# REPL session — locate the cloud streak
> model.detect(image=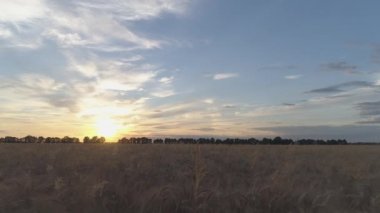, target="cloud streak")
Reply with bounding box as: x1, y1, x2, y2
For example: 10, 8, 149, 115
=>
357, 101, 380, 116
0, 0, 46, 22
322, 61, 360, 74
284, 75, 302, 80
0, 0, 190, 50
212, 73, 239, 80
356, 101, 380, 124
306, 81, 374, 94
